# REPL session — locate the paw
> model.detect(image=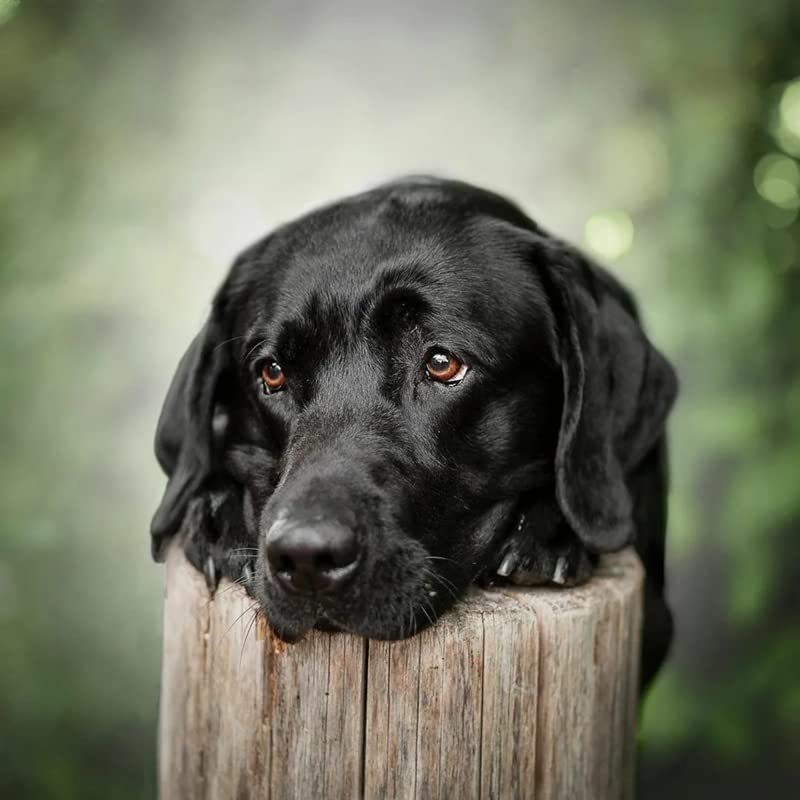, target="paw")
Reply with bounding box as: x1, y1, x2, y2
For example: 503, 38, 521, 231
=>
181, 494, 258, 595
492, 512, 595, 587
